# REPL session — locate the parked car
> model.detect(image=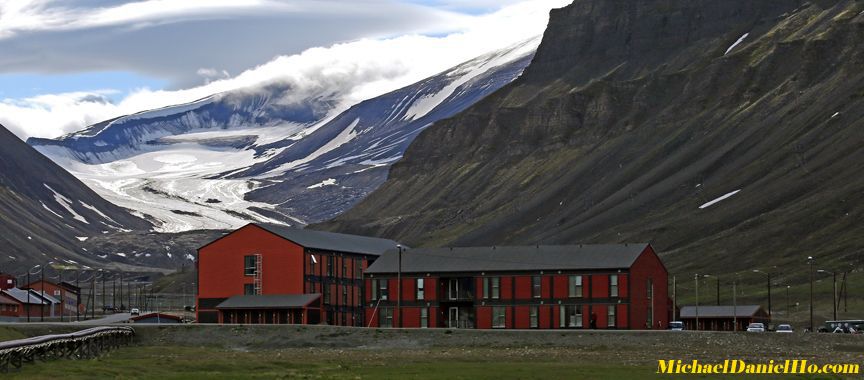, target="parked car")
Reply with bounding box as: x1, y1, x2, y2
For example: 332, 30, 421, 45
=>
668, 321, 685, 331
776, 324, 793, 333
130, 308, 140, 316
102, 305, 115, 313
746, 323, 766, 332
